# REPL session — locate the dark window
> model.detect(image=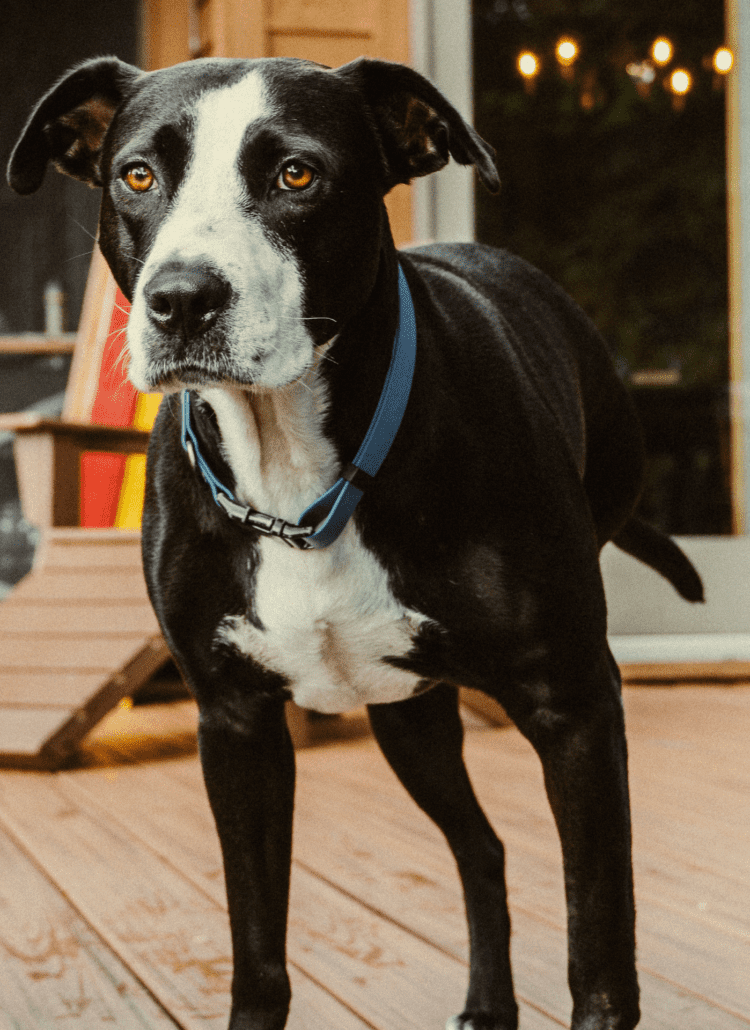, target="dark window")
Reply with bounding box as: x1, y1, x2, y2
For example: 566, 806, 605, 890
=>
473, 0, 731, 534
1, 0, 138, 335
0, 1, 138, 591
